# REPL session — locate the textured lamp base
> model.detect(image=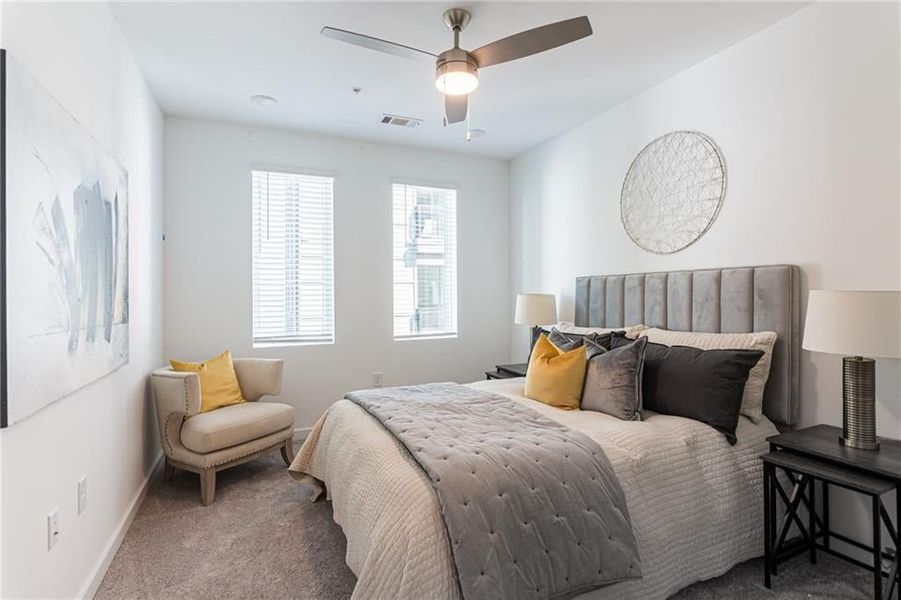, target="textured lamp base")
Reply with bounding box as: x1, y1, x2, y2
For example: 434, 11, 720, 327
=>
840, 356, 879, 451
